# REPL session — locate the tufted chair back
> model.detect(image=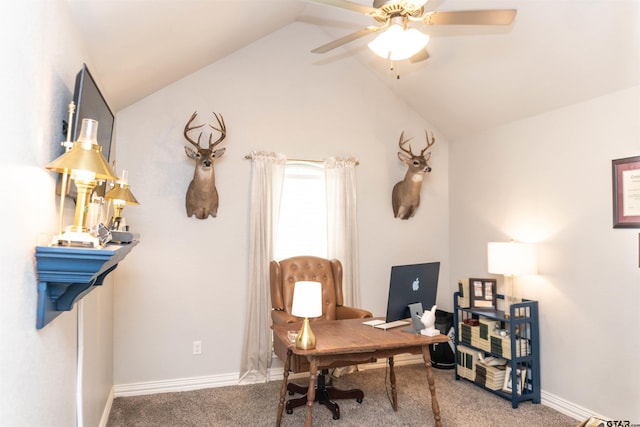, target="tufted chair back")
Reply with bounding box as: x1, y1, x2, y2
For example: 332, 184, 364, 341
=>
270, 255, 372, 373
270, 256, 343, 321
